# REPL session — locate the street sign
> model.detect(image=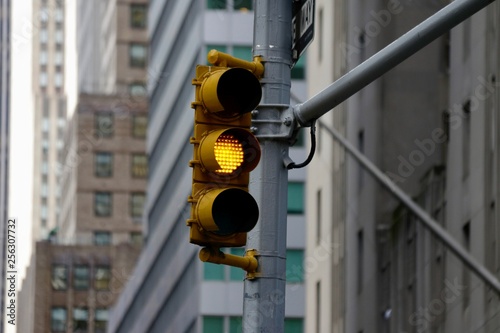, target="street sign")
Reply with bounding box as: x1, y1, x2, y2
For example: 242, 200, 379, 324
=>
292, 0, 315, 66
